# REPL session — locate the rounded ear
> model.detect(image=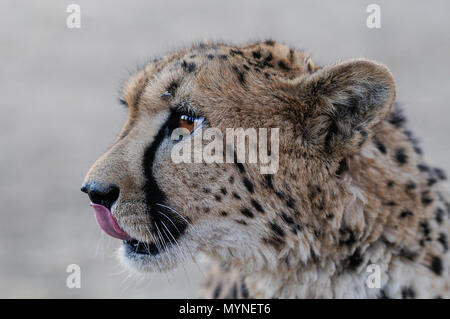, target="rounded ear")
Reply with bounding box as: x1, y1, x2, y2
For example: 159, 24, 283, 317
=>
296, 59, 396, 156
